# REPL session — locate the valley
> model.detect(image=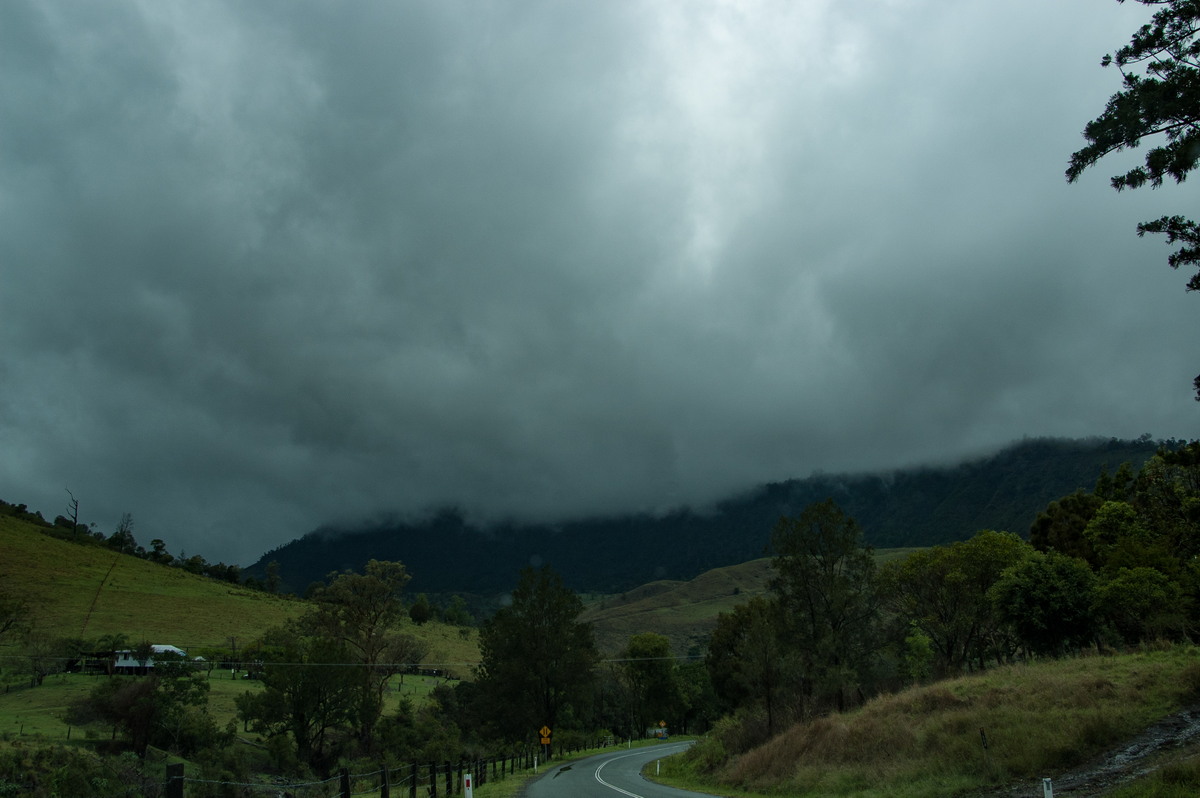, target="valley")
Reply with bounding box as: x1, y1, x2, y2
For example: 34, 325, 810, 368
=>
2, 435, 1199, 796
